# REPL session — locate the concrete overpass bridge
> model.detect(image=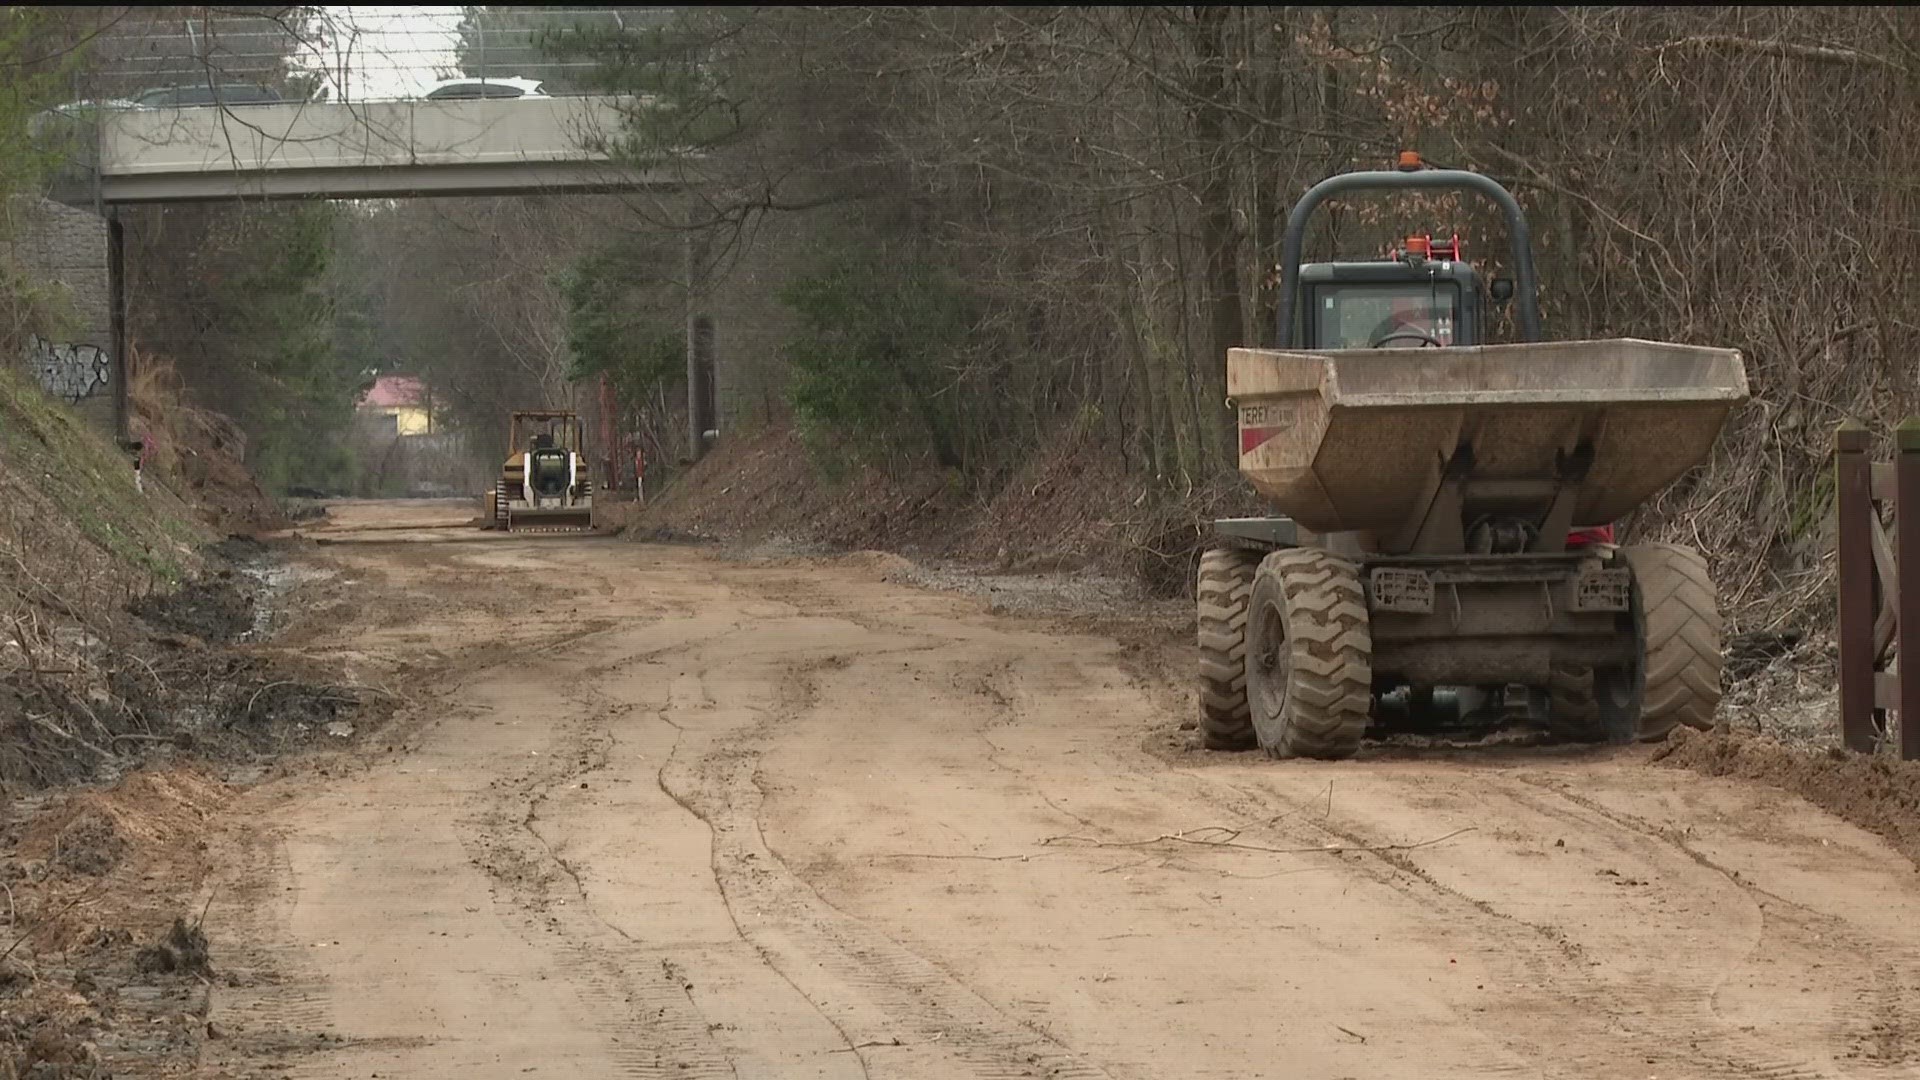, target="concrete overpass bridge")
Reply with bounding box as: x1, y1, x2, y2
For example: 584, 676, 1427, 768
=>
73, 95, 666, 203
31, 94, 695, 447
